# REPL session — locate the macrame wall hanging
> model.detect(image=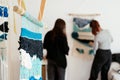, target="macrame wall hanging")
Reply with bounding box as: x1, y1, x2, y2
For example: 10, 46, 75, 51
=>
0, 0, 9, 80
69, 13, 100, 60
71, 17, 94, 55
13, 0, 46, 80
